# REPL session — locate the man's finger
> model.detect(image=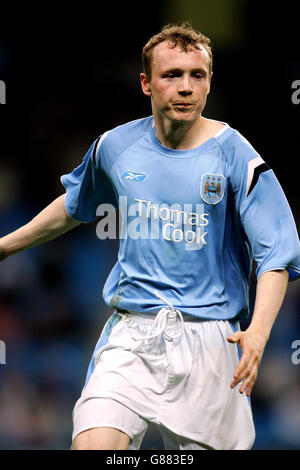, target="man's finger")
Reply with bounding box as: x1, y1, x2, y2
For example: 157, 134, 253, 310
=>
230, 353, 250, 387
240, 369, 257, 396
231, 351, 258, 390
227, 331, 243, 343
